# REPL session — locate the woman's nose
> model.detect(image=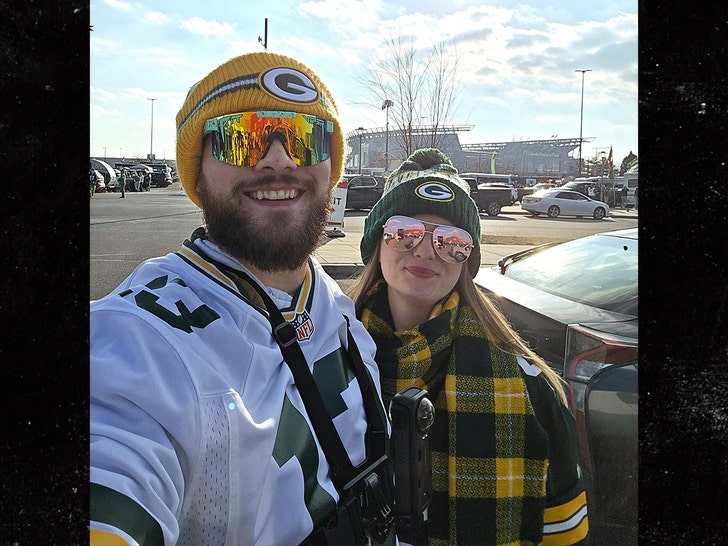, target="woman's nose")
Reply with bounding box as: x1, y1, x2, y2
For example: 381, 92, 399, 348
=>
412, 233, 436, 260
254, 136, 297, 171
